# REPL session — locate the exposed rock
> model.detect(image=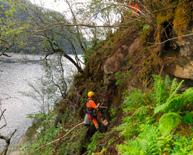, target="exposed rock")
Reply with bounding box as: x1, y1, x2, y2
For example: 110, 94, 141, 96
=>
103, 46, 128, 75
170, 60, 193, 80
128, 38, 141, 54
103, 45, 128, 85
177, 37, 193, 57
